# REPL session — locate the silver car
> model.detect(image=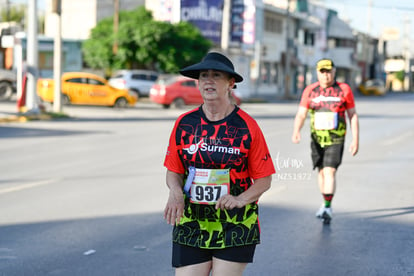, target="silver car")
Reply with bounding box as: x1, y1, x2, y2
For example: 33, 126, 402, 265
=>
108, 70, 158, 98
